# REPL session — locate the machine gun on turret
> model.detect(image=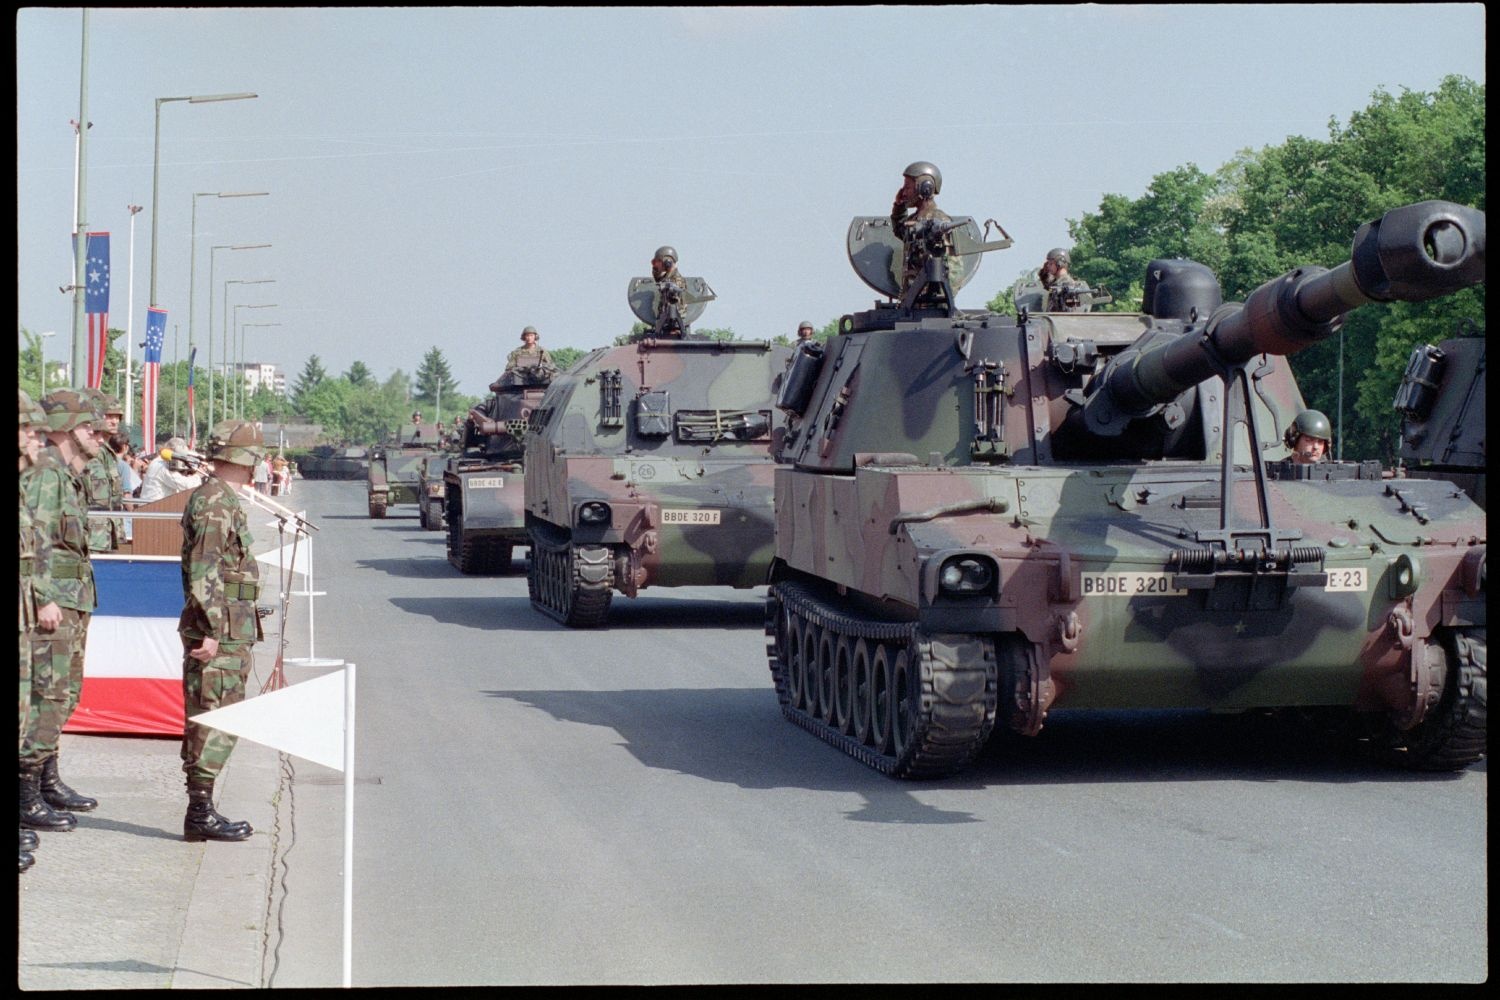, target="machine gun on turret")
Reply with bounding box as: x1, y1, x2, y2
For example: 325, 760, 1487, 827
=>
627, 274, 717, 339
